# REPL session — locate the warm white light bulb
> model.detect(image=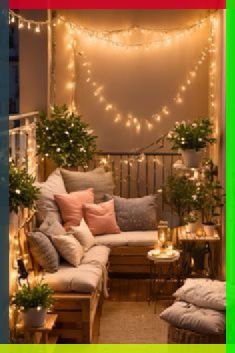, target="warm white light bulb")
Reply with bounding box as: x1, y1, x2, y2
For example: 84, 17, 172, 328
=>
35, 25, 40, 33
11, 16, 15, 23
27, 22, 31, 29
